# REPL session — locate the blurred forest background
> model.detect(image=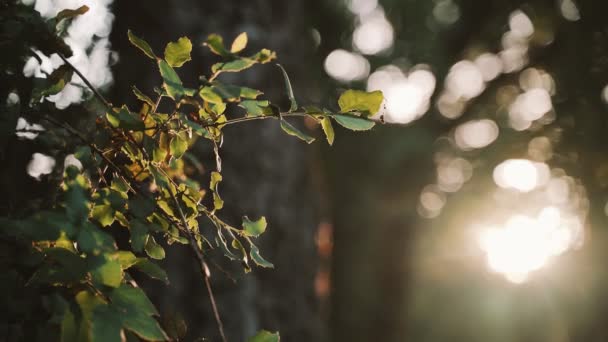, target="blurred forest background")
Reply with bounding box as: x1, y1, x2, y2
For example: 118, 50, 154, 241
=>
9, 0, 608, 341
